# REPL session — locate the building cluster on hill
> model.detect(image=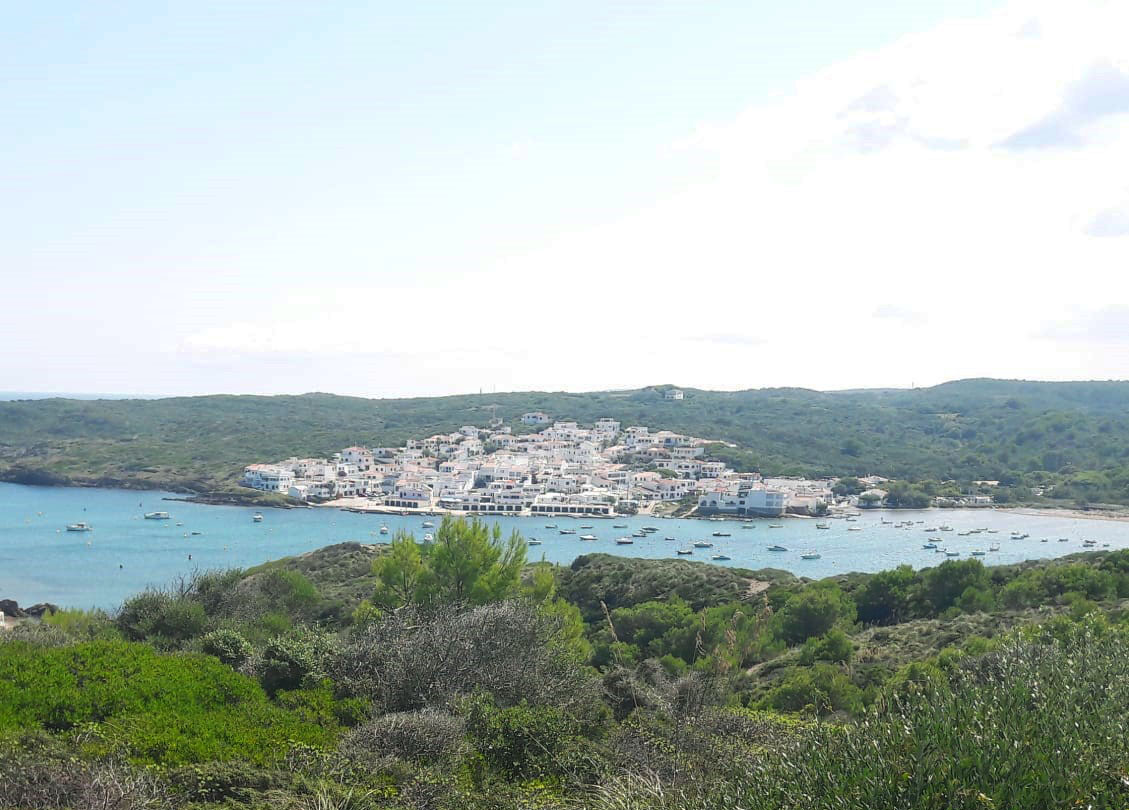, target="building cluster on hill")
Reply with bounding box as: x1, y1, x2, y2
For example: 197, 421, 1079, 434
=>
241, 414, 792, 517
